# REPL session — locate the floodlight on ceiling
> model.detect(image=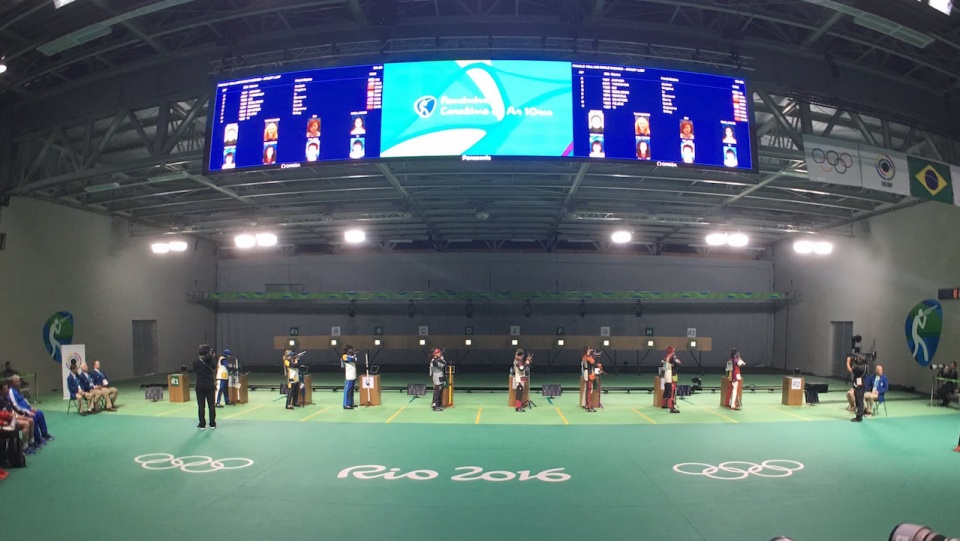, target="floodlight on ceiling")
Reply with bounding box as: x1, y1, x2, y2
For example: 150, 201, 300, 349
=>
705, 233, 728, 246
611, 230, 632, 244
235, 234, 256, 249
812, 241, 834, 255
0, 58, 7, 75
83, 181, 120, 193
793, 240, 815, 254
344, 229, 366, 244
726, 232, 749, 247
168, 240, 188, 252
53, 0, 77, 7
147, 171, 190, 183
255, 233, 278, 247
151, 243, 170, 254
